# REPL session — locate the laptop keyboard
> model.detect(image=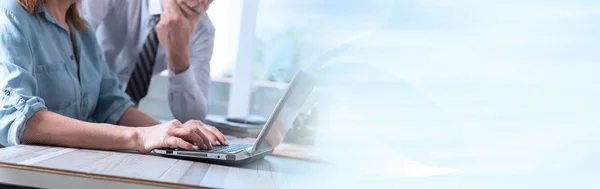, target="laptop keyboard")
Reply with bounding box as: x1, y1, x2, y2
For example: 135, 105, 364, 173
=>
203, 144, 252, 153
